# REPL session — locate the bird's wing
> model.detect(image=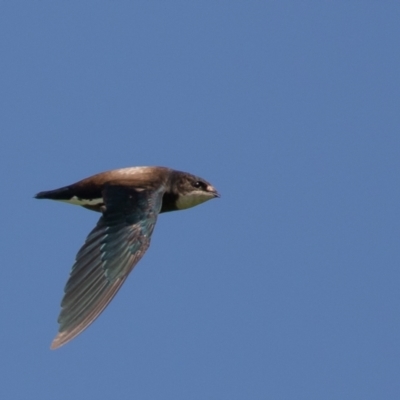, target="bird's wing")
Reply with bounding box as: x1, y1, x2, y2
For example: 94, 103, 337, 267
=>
51, 184, 165, 349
